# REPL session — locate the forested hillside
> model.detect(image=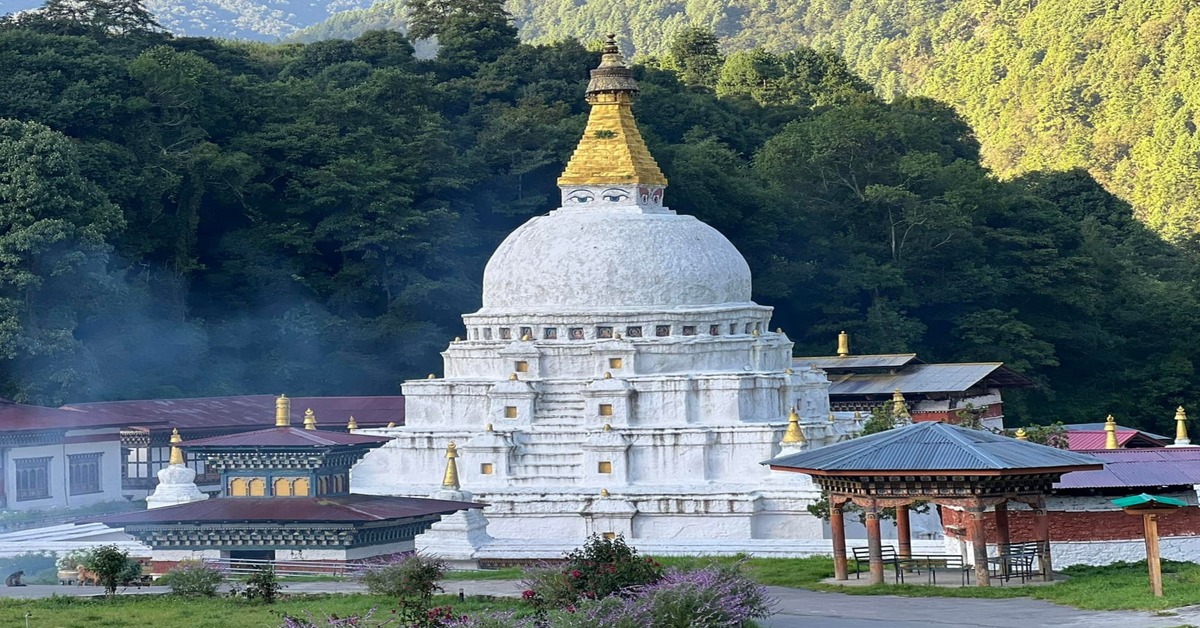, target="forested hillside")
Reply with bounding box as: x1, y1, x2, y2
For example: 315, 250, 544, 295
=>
301, 0, 1200, 244
1, 1, 1199, 435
